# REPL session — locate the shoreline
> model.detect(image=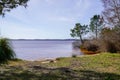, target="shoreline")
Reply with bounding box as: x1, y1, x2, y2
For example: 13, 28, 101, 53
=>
1, 53, 120, 80
15, 53, 101, 63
